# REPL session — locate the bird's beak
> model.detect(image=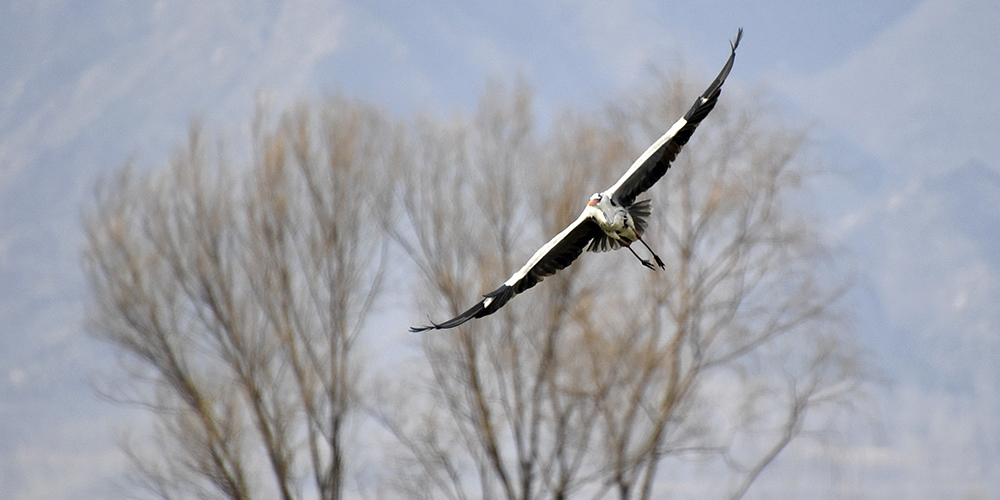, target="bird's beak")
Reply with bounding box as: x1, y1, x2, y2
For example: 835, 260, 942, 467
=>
588, 198, 598, 207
